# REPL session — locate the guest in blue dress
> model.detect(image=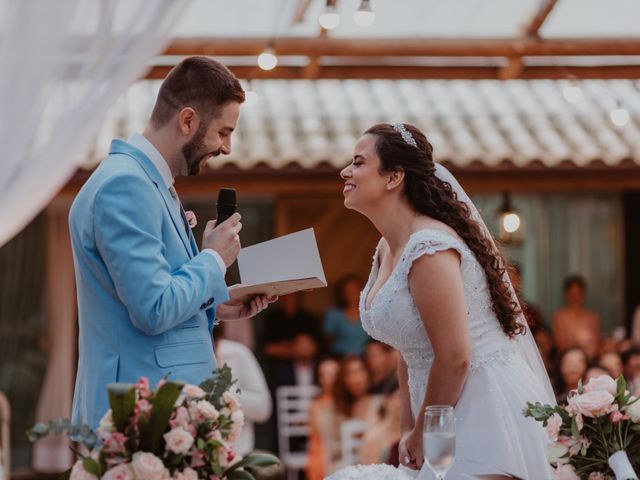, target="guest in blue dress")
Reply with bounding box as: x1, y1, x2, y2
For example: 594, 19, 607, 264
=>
324, 274, 371, 356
